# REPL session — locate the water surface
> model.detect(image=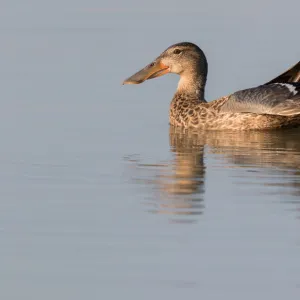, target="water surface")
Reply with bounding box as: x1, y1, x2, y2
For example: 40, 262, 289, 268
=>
0, 1, 300, 299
